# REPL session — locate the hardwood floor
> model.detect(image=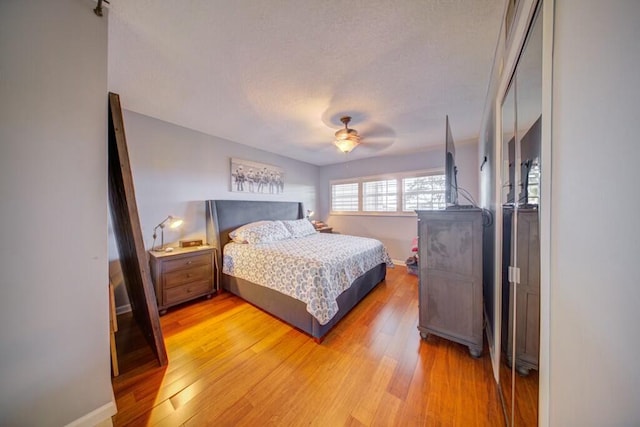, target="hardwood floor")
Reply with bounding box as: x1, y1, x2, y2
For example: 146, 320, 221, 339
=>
499, 357, 539, 426
112, 267, 505, 426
